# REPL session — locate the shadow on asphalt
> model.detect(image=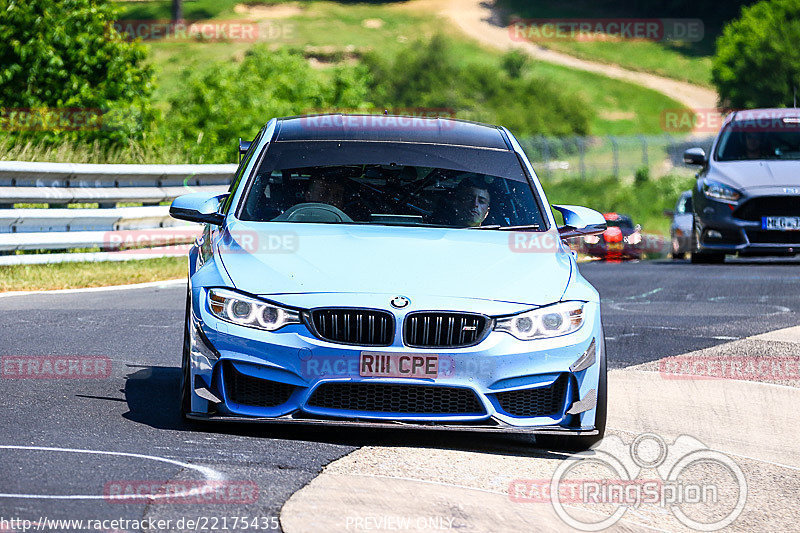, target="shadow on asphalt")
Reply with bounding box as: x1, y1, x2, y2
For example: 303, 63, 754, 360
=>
122, 365, 573, 460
